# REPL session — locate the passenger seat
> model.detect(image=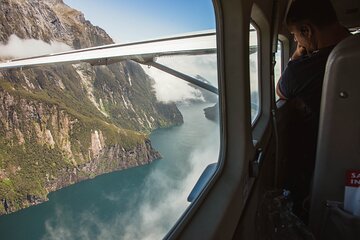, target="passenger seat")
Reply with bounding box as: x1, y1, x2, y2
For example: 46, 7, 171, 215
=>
309, 33, 360, 238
